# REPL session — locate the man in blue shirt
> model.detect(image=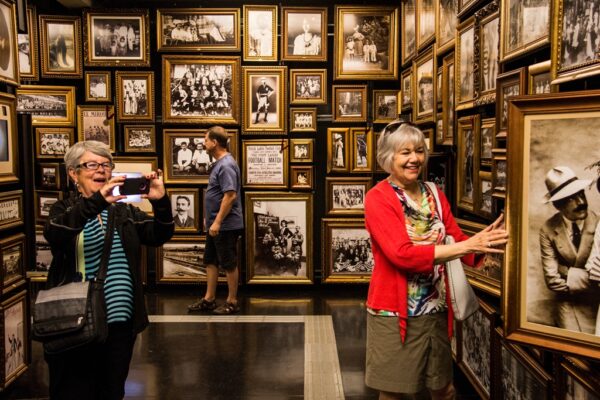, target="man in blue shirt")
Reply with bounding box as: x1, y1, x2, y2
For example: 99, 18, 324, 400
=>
188, 126, 243, 314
